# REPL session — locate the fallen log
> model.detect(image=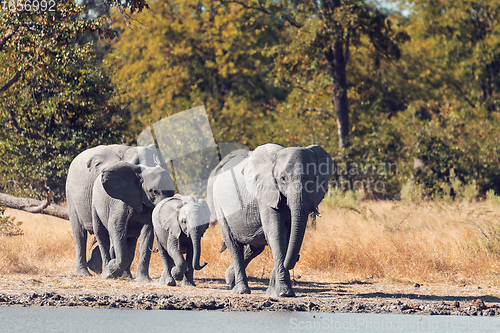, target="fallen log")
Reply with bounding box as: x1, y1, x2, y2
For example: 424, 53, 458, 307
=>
0, 192, 69, 220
